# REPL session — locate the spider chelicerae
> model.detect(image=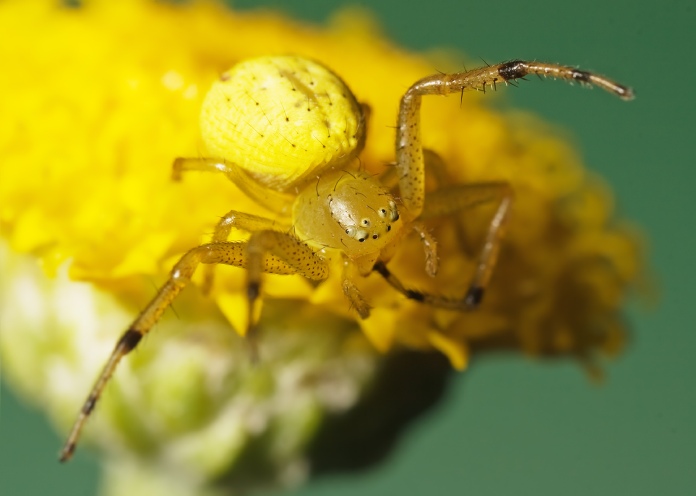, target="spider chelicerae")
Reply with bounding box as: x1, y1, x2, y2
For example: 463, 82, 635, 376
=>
59, 55, 633, 461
